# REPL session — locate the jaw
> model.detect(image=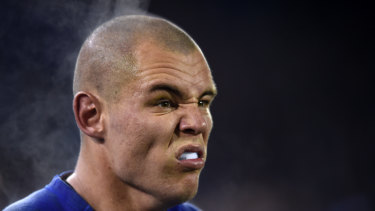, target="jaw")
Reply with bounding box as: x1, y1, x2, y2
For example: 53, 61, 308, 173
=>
162, 169, 201, 202
113, 151, 203, 204
118, 169, 201, 210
